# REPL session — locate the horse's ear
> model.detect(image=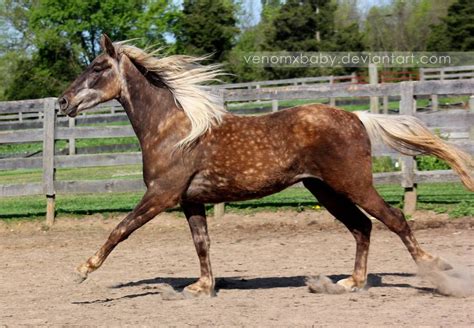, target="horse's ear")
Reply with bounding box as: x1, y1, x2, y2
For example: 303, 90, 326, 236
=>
100, 34, 116, 59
